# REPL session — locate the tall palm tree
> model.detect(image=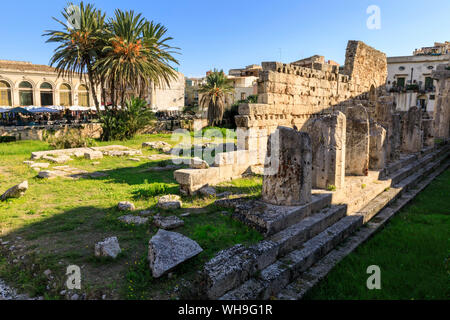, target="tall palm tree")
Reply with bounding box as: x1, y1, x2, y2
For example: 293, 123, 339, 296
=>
199, 70, 234, 126
95, 9, 179, 108
43, 2, 106, 112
